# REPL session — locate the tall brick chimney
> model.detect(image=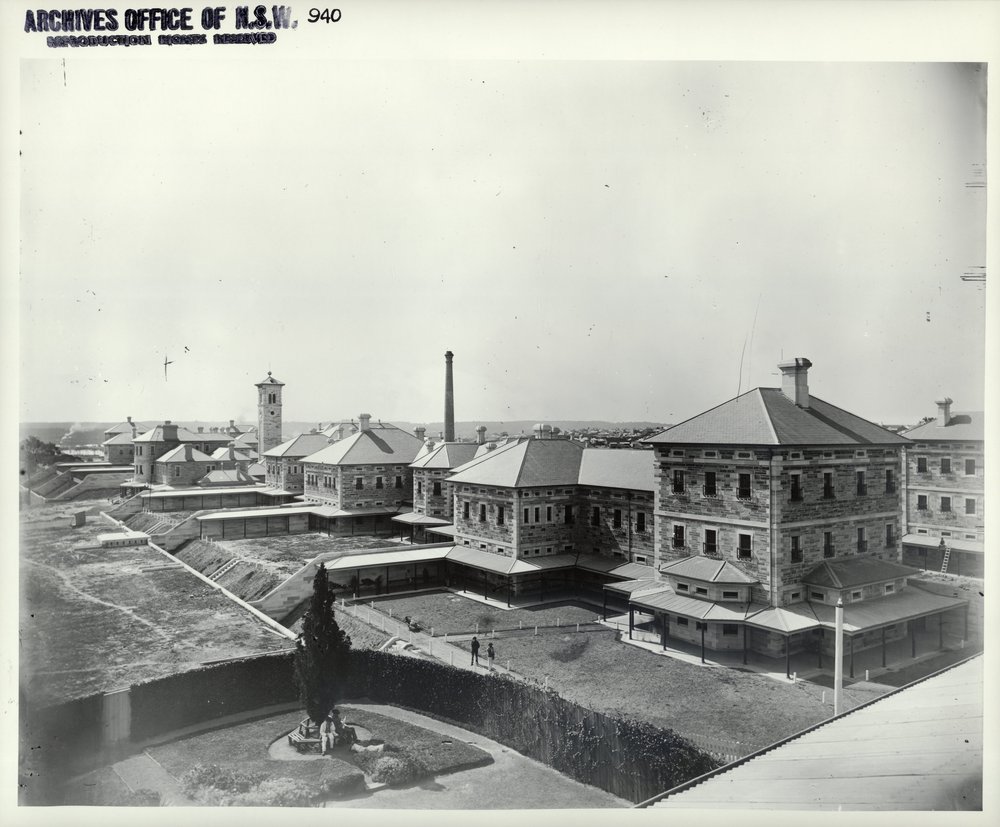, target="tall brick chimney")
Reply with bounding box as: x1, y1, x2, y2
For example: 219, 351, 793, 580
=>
778, 357, 812, 408
444, 351, 455, 442
184, 443, 193, 461
359, 413, 371, 432
935, 397, 953, 426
